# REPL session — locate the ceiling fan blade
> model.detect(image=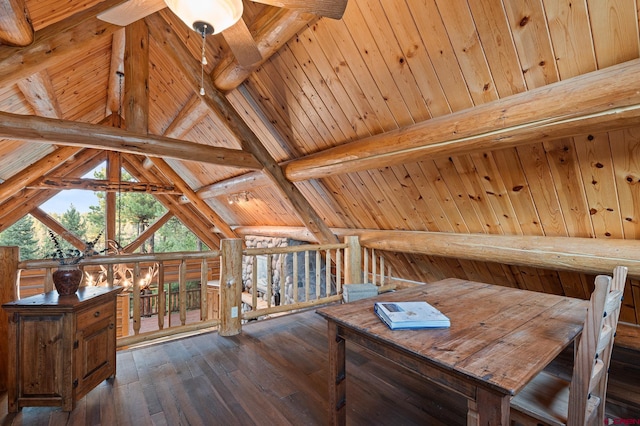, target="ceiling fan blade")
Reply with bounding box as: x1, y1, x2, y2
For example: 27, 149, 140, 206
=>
222, 19, 263, 67
98, 0, 167, 26
252, 0, 348, 20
